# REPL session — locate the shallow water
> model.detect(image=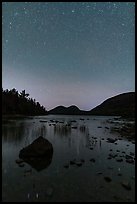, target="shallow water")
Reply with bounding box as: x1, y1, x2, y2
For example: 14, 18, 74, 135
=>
2, 115, 135, 202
